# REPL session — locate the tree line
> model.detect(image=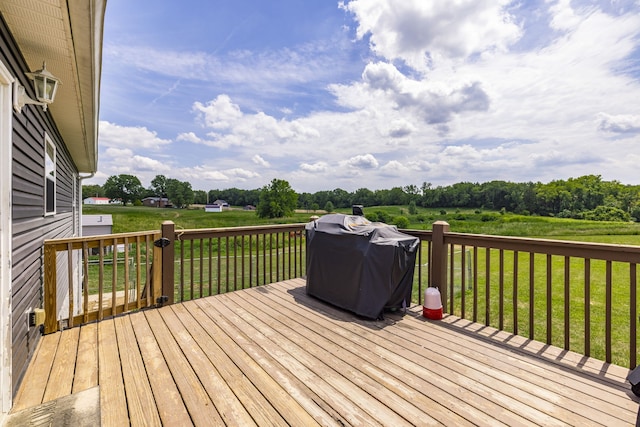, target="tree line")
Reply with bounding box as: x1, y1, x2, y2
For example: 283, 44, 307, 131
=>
83, 174, 640, 221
